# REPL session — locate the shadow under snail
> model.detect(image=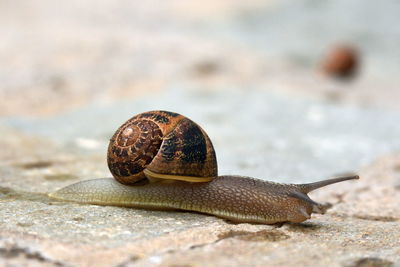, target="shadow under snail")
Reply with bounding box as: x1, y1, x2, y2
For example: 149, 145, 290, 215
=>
49, 110, 359, 224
